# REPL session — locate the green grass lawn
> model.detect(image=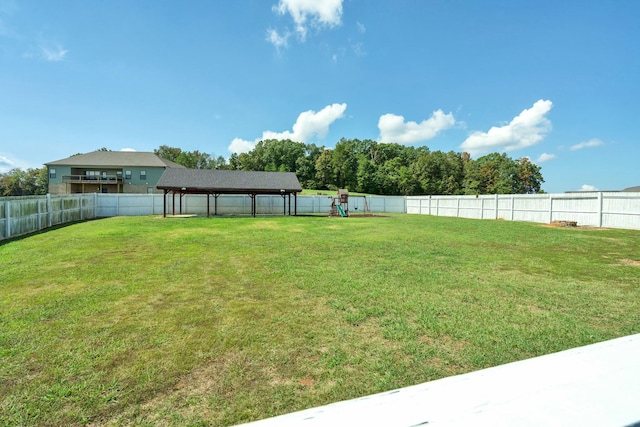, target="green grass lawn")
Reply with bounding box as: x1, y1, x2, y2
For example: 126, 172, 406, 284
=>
1, 214, 639, 426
